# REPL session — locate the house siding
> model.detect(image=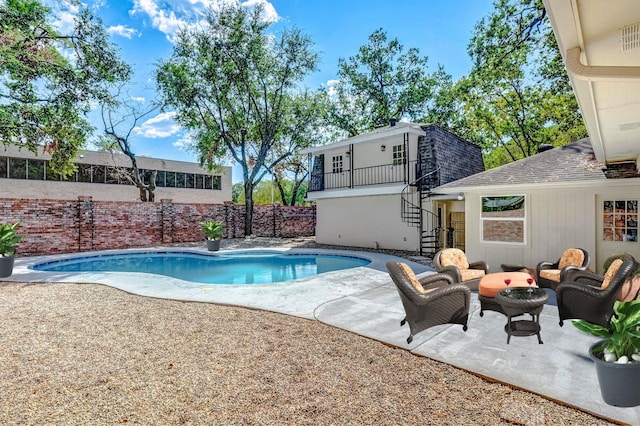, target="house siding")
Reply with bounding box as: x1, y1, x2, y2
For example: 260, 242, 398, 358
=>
315, 194, 420, 251
461, 185, 640, 274
420, 125, 485, 187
